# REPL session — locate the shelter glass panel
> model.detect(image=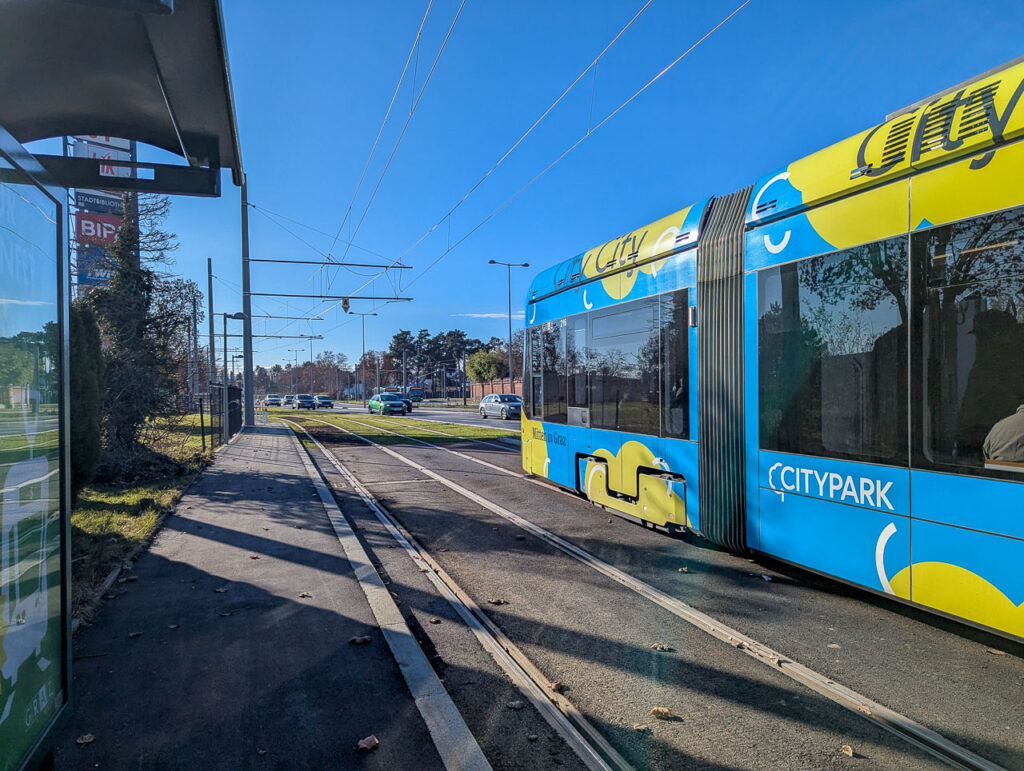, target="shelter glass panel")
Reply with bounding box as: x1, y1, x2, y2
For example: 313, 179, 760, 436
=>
0, 155, 64, 769
758, 237, 908, 464
911, 206, 1024, 478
